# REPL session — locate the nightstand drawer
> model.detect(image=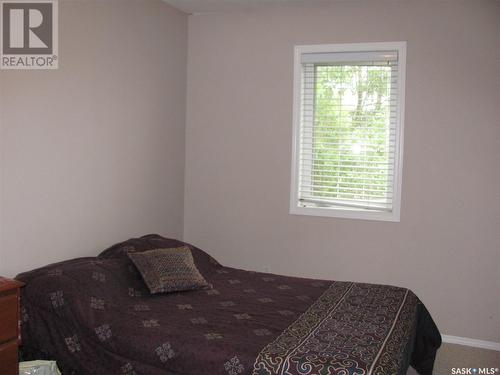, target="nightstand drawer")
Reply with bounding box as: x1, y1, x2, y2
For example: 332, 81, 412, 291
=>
0, 340, 18, 375
0, 292, 18, 344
